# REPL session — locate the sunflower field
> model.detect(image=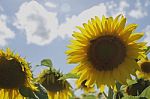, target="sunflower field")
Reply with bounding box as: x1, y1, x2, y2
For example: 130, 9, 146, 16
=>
0, 15, 150, 99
